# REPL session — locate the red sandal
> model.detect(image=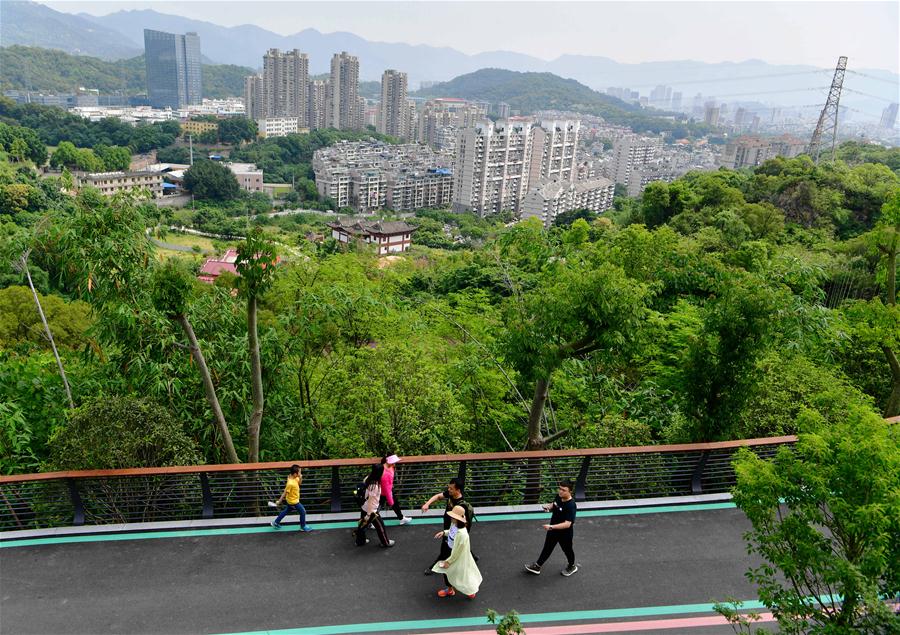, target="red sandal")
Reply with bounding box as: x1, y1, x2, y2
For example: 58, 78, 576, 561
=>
437, 587, 455, 597
466, 593, 477, 599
